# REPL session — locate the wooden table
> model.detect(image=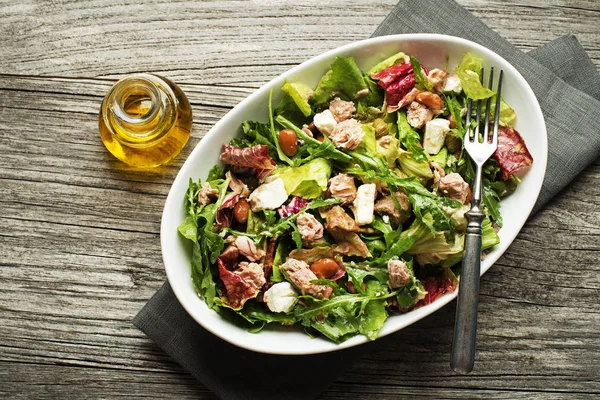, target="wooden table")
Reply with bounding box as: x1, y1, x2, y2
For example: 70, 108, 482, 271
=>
1, 1, 598, 398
